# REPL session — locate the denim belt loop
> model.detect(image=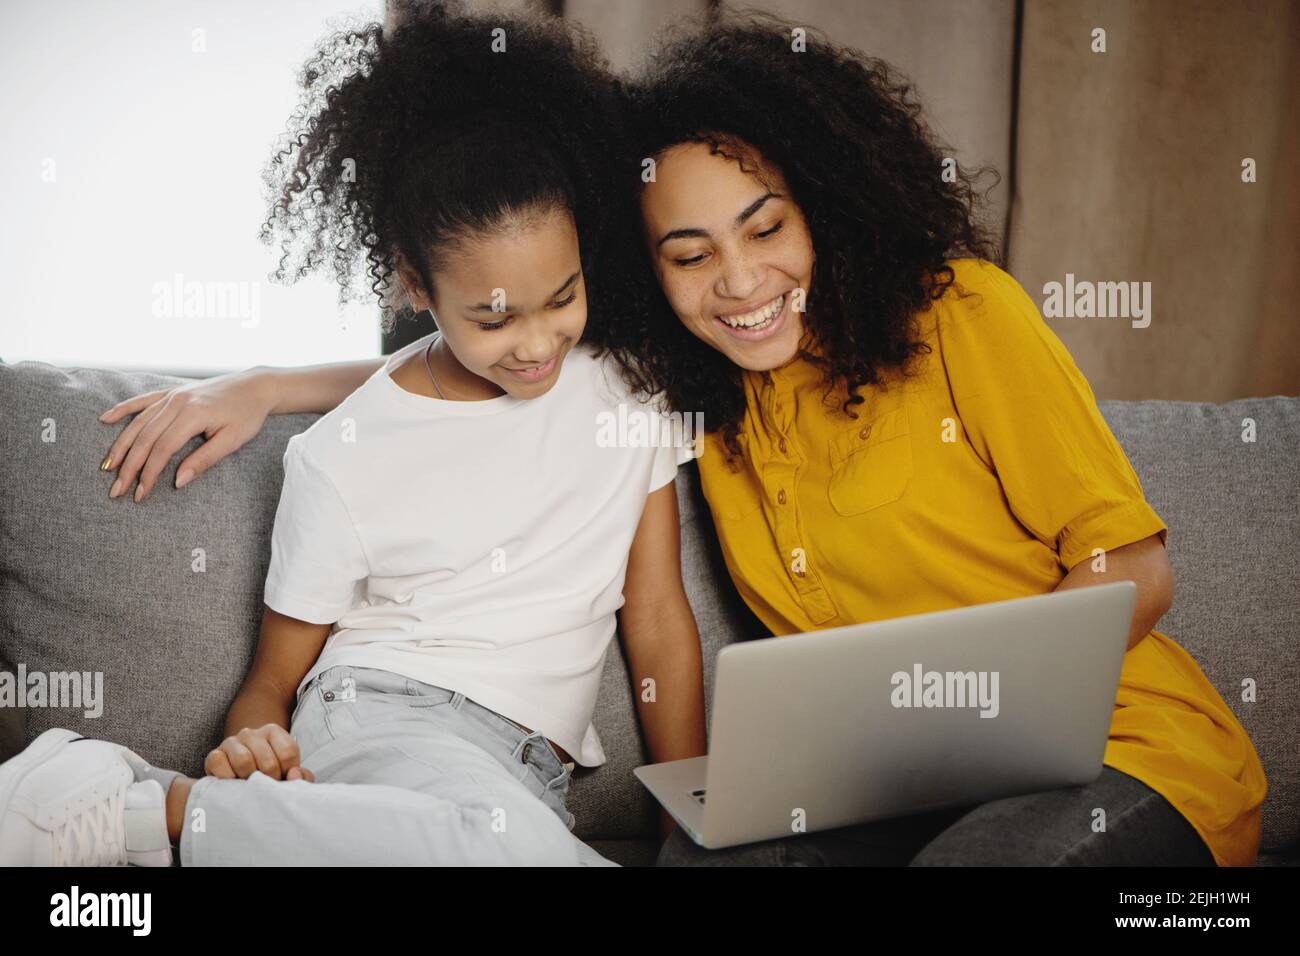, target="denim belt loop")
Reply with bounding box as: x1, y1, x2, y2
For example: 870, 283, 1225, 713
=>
320, 665, 356, 702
